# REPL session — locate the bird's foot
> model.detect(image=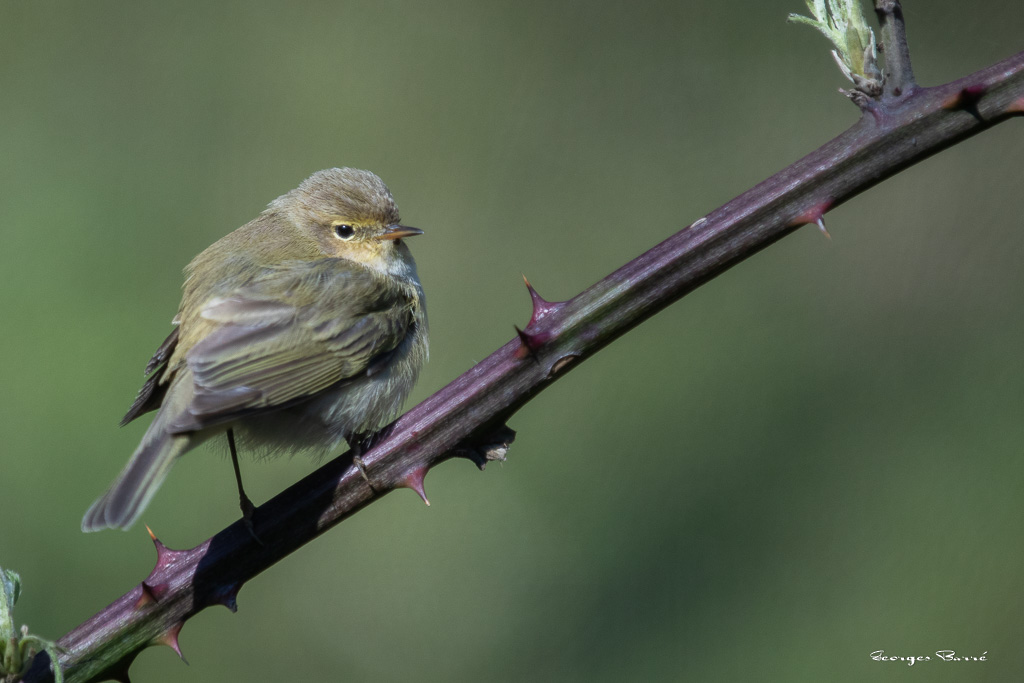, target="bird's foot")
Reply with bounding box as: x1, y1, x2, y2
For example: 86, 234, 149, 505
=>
239, 493, 264, 546
347, 427, 393, 491
352, 455, 370, 483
